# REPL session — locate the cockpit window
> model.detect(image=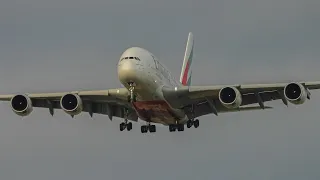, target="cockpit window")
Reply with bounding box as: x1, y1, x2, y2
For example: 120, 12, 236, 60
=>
121, 57, 140, 61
